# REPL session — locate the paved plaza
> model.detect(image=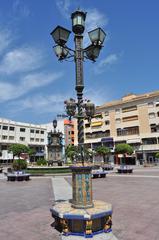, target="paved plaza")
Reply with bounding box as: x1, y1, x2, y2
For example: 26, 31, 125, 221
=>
0, 167, 159, 240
